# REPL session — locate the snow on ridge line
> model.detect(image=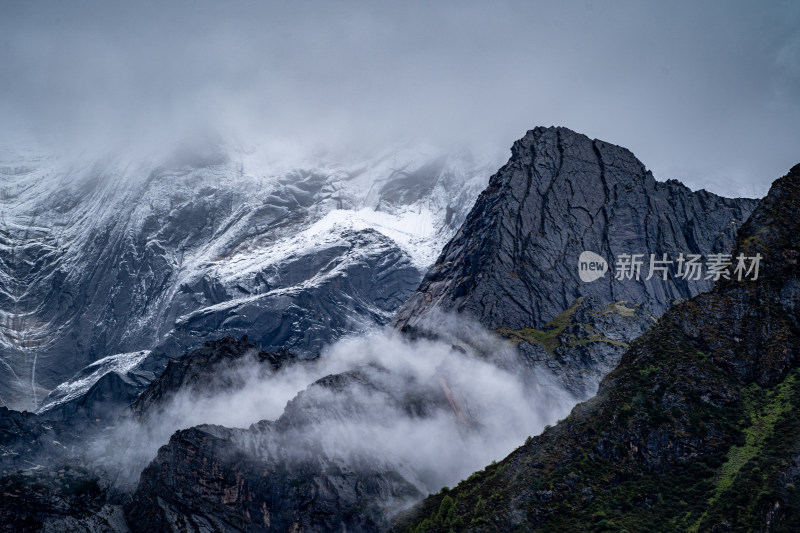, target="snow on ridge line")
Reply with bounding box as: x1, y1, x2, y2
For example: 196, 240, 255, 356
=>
176, 229, 406, 327
36, 350, 150, 414
1, 142, 495, 410
212, 206, 439, 284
